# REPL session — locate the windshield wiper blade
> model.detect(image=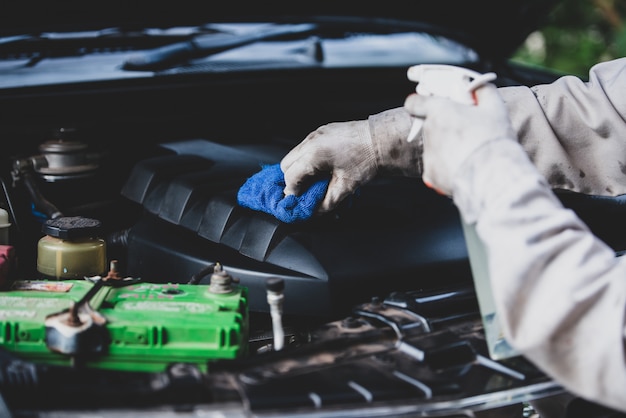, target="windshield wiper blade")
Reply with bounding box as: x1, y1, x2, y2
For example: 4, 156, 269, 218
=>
122, 23, 317, 71
0, 27, 220, 59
